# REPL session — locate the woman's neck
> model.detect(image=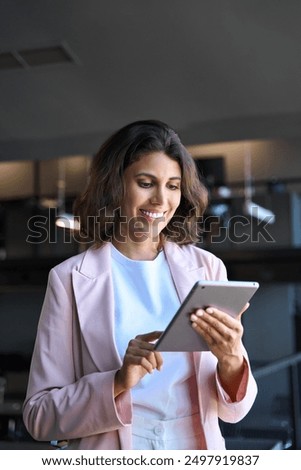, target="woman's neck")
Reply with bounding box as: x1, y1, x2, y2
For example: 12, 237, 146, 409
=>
111, 238, 162, 260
